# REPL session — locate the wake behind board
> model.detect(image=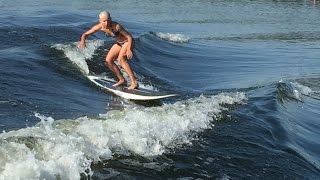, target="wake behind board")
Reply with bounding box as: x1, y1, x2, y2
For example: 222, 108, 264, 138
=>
88, 76, 177, 100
